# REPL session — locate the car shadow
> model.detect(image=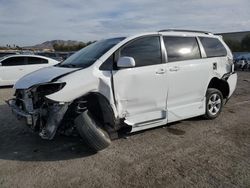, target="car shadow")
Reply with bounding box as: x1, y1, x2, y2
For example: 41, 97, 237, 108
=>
124, 120, 186, 137
0, 104, 95, 161
185, 116, 205, 121
0, 102, 204, 161
124, 115, 207, 137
